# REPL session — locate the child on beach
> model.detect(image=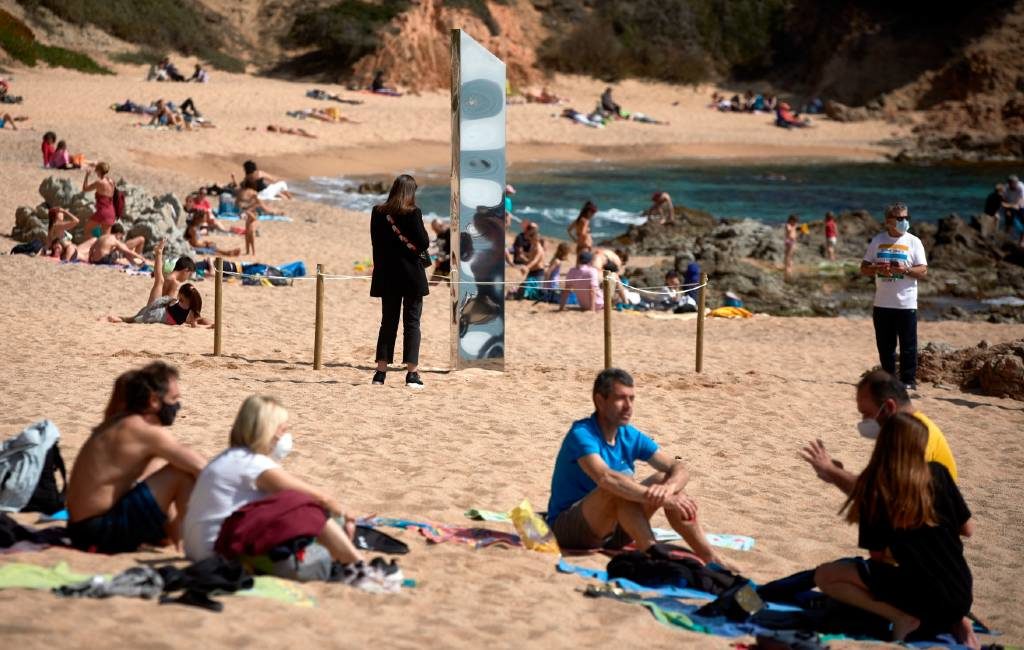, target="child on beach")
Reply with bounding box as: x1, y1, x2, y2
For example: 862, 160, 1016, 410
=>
49, 140, 89, 169
41, 132, 56, 166
784, 214, 799, 280
245, 210, 257, 255
825, 211, 838, 261
814, 412, 977, 647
